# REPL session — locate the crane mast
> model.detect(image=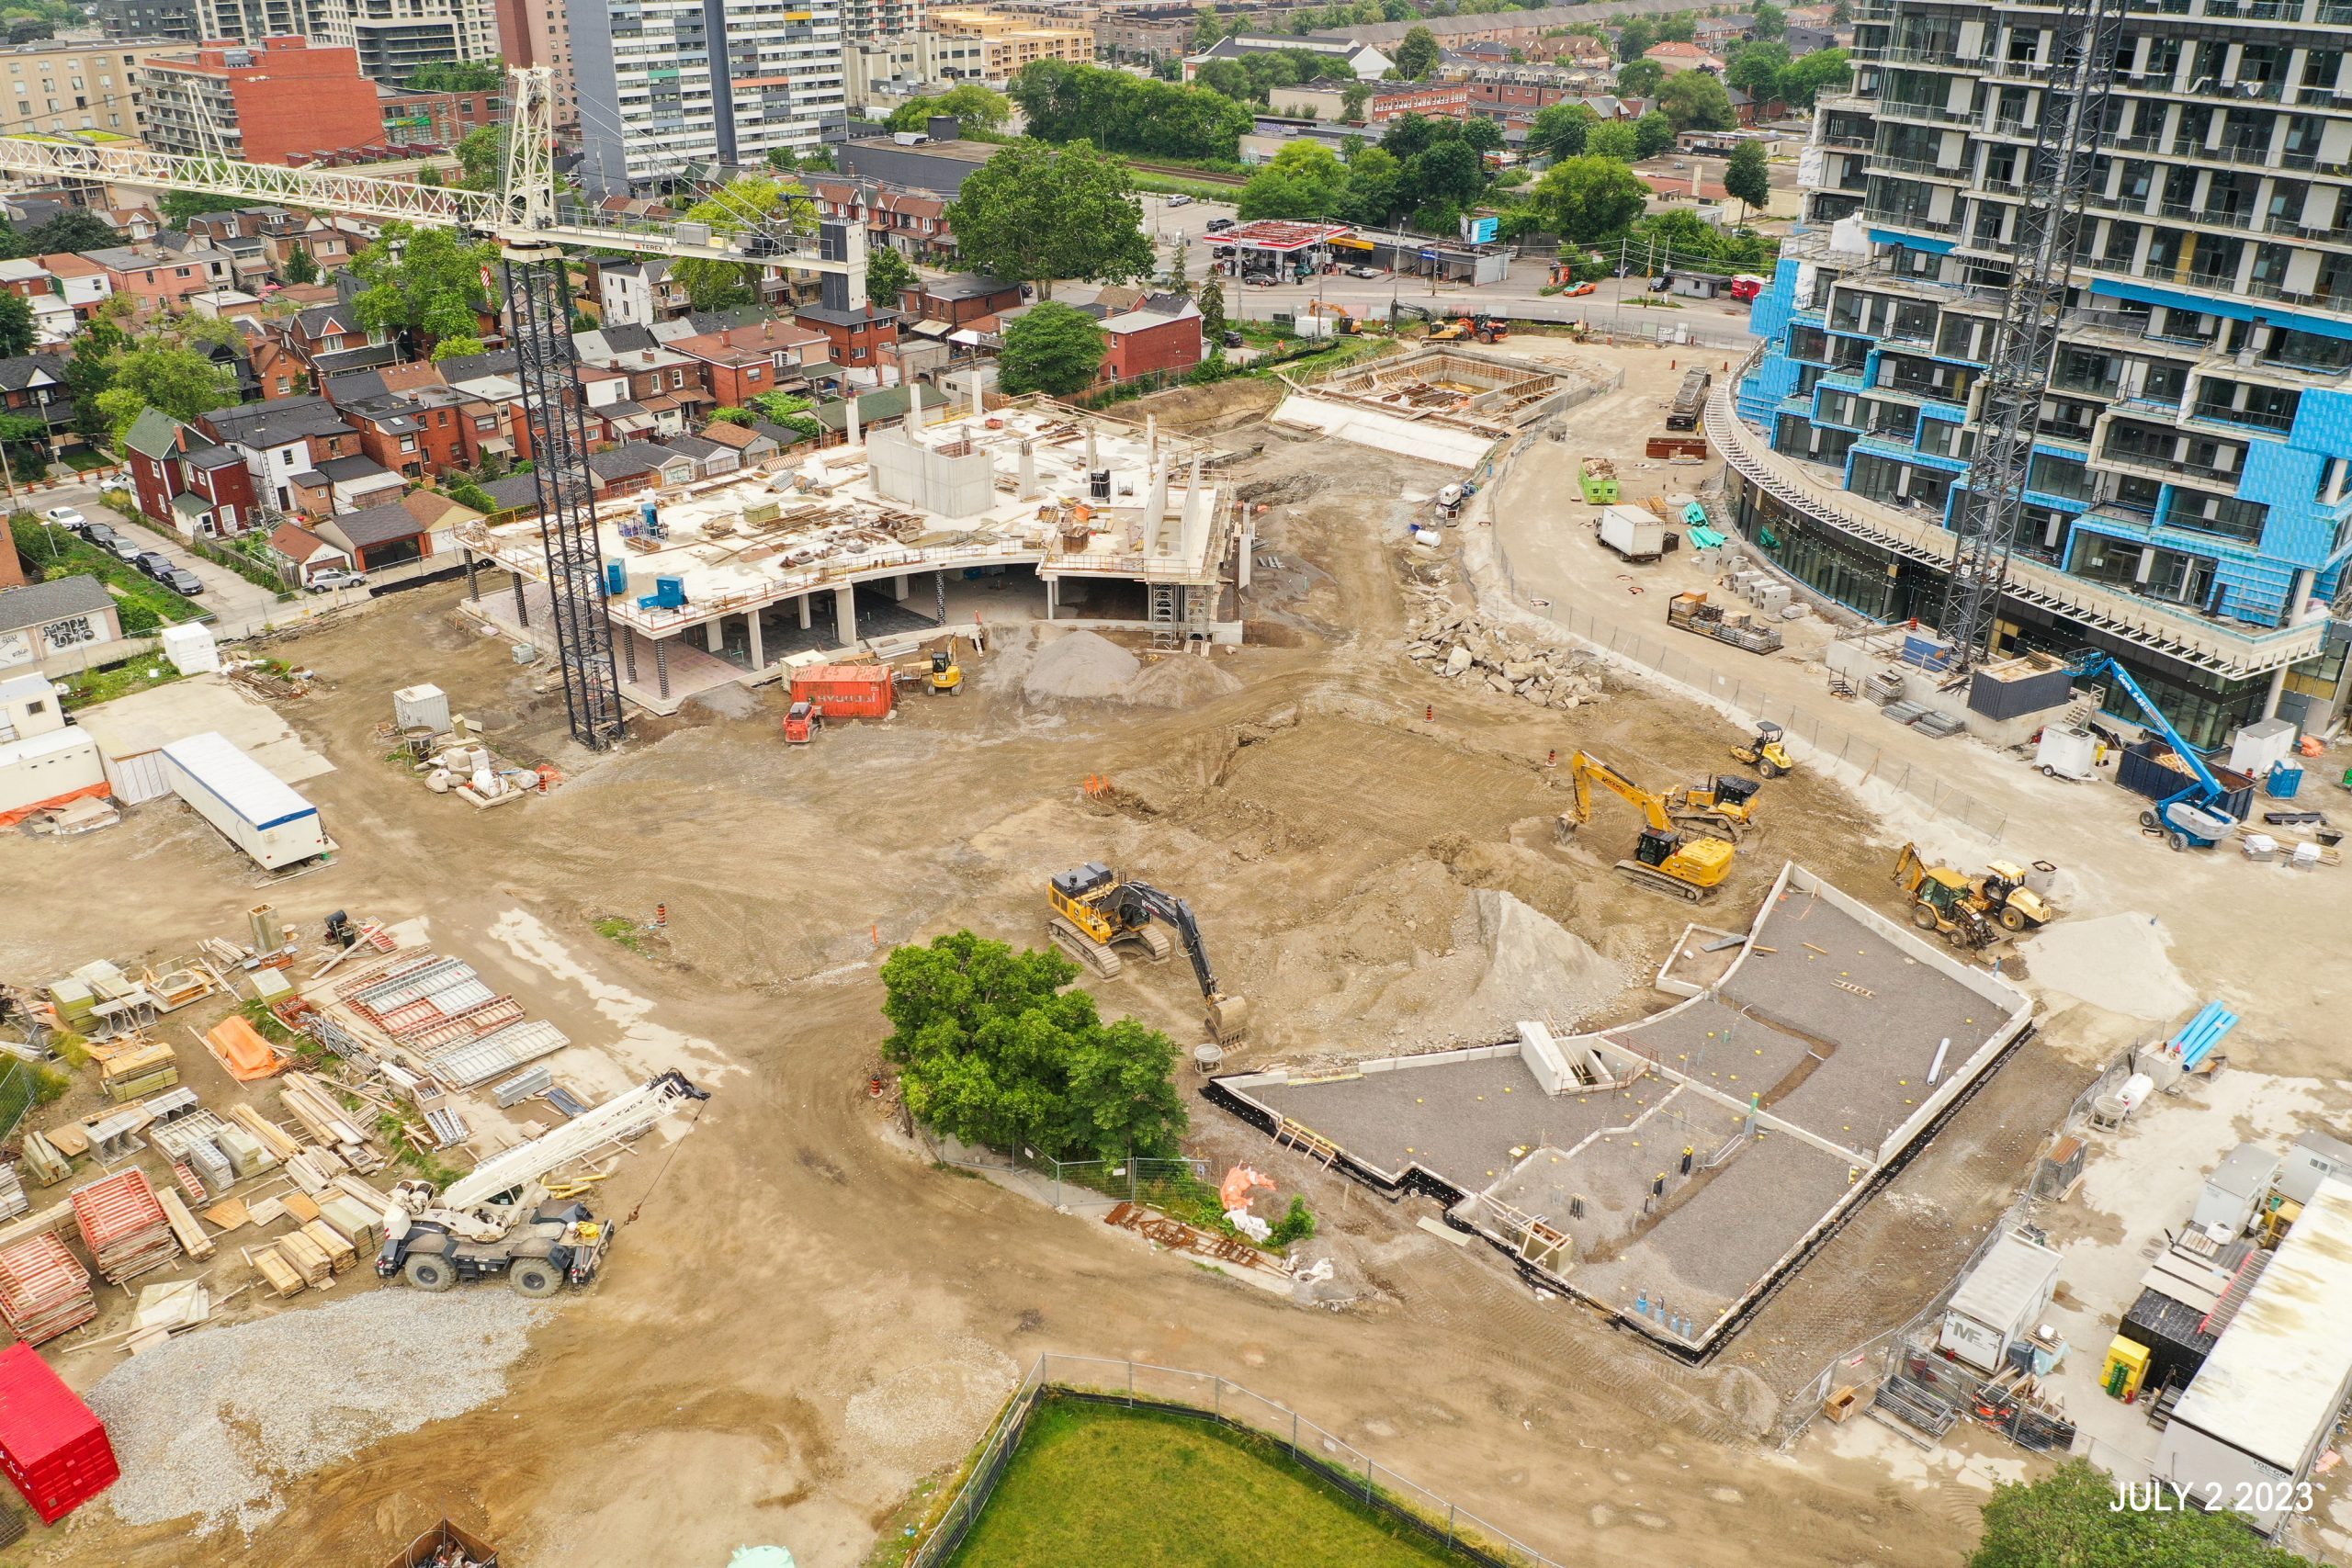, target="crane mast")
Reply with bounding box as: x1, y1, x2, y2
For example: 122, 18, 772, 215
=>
1938, 0, 2125, 674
